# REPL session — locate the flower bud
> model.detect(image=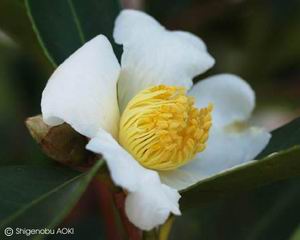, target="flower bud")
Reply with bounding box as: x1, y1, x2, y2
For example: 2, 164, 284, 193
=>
26, 115, 94, 169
